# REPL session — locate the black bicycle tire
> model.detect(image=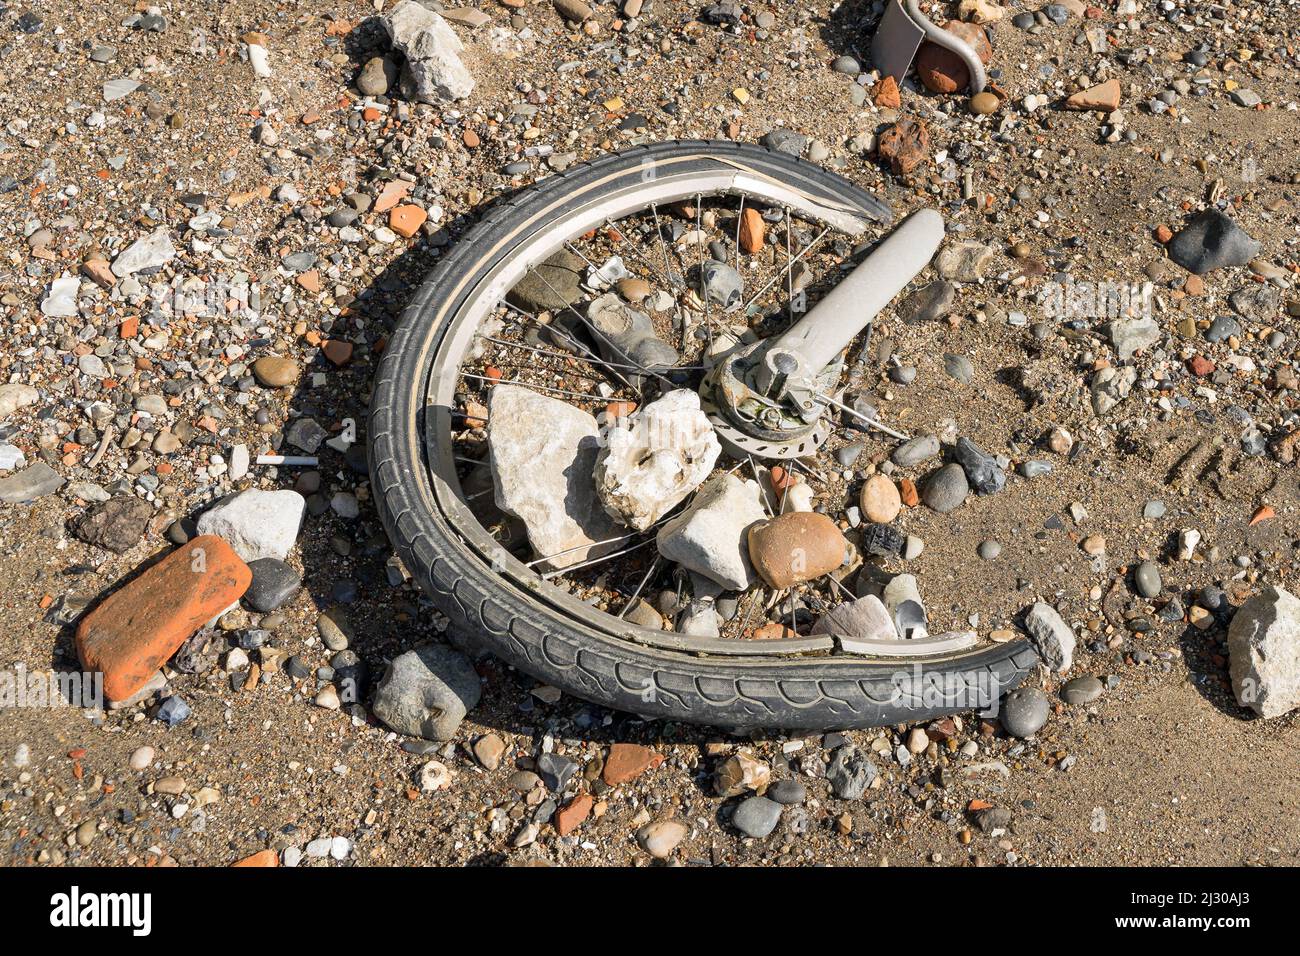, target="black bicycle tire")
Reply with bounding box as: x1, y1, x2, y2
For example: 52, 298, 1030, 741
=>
368, 140, 1039, 730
